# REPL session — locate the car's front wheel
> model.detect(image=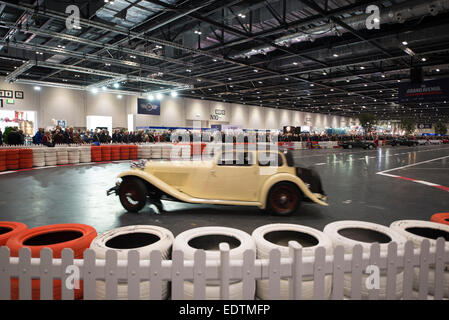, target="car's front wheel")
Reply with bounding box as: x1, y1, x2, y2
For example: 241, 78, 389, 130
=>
266, 182, 302, 216
119, 177, 148, 212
